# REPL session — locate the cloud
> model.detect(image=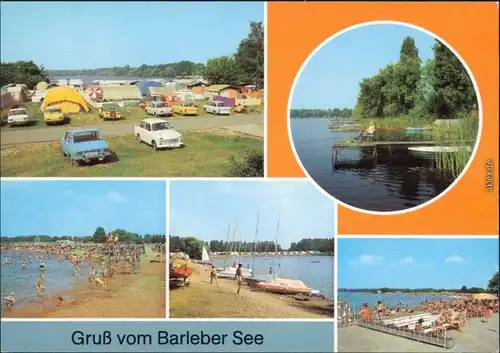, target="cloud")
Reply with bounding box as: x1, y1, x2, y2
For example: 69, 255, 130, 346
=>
350, 254, 384, 265
105, 191, 127, 203
399, 256, 415, 265
445, 254, 464, 263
